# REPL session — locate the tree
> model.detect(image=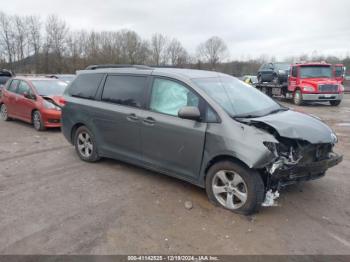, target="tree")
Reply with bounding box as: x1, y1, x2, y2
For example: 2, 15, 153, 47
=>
197, 36, 228, 69
150, 33, 168, 65
166, 38, 188, 66
45, 15, 69, 72
27, 15, 41, 72
0, 12, 15, 68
